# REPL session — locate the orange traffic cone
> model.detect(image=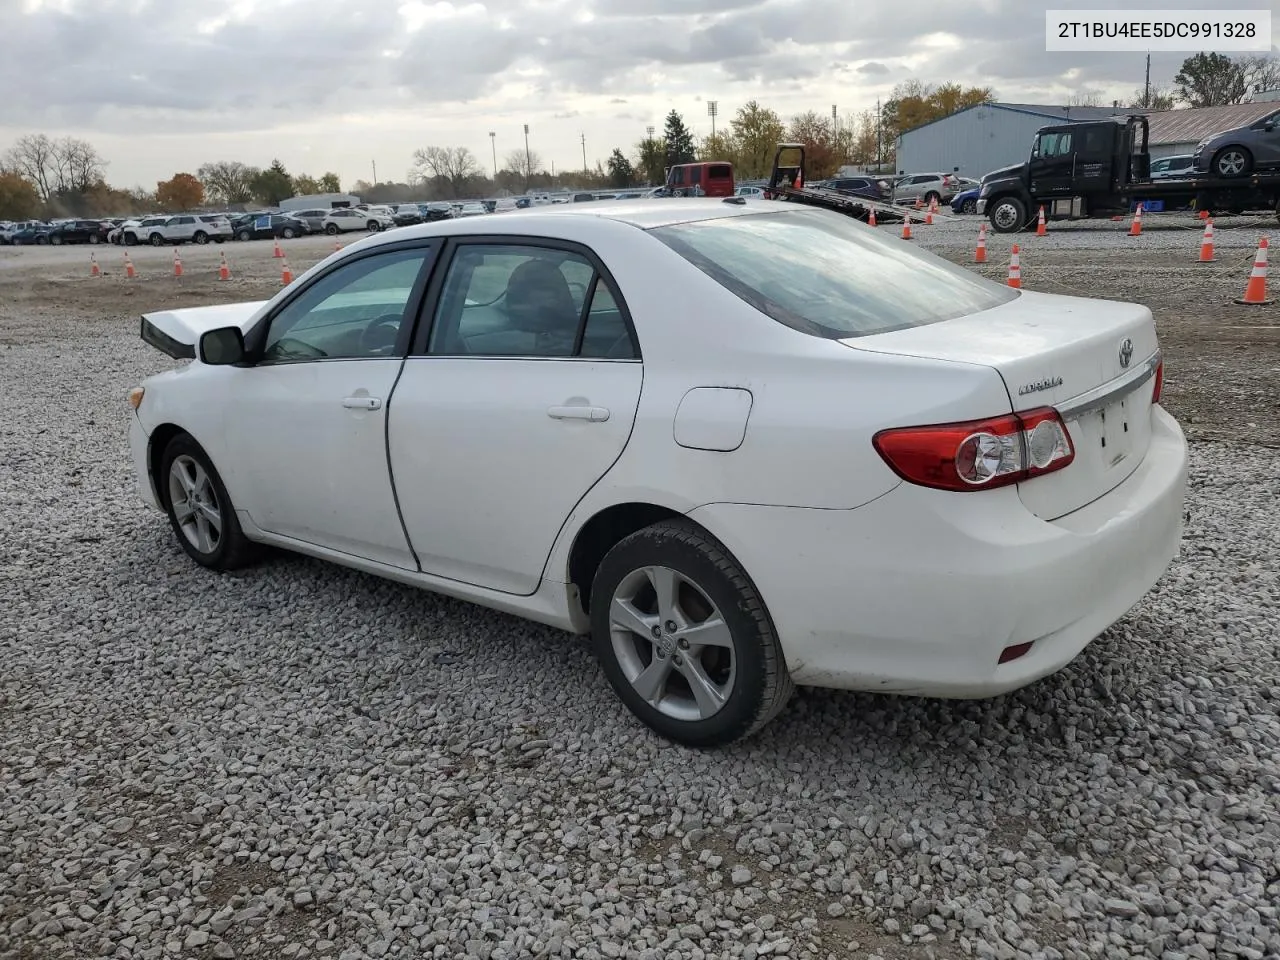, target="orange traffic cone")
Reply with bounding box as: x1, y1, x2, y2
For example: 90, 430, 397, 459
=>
173, 250, 183, 278
124, 253, 135, 279
1129, 203, 1144, 237
1007, 244, 1022, 288
1036, 205, 1047, 236
333, 240, 342, 252
218, 252, 231, 281
914, 197, 923, 210
1198, 208, 1210, 220
868, 208, 877, 227
924, 209, 933, 225
90, 253, 101, 277
794, 170, 803, 190
975, 222, 987, 263
1198, 220, 1216, 263
273, 238, 284, 259
281, 258, 293, 285
1235, 237, 1273, 305
901, 217, 912, 241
